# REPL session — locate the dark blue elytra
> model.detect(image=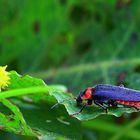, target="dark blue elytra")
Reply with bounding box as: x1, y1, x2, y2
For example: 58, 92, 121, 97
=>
94, 84, 140, 102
